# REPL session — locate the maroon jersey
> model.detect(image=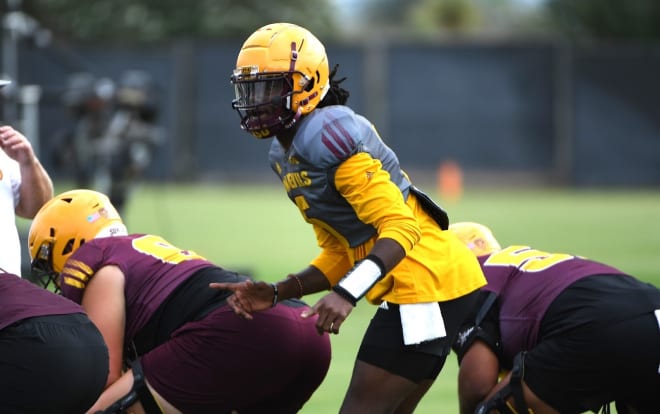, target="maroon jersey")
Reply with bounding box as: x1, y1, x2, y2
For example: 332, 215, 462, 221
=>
0, 272, 83, 330
479, 245, 626, 362
59, 234, 213, 340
